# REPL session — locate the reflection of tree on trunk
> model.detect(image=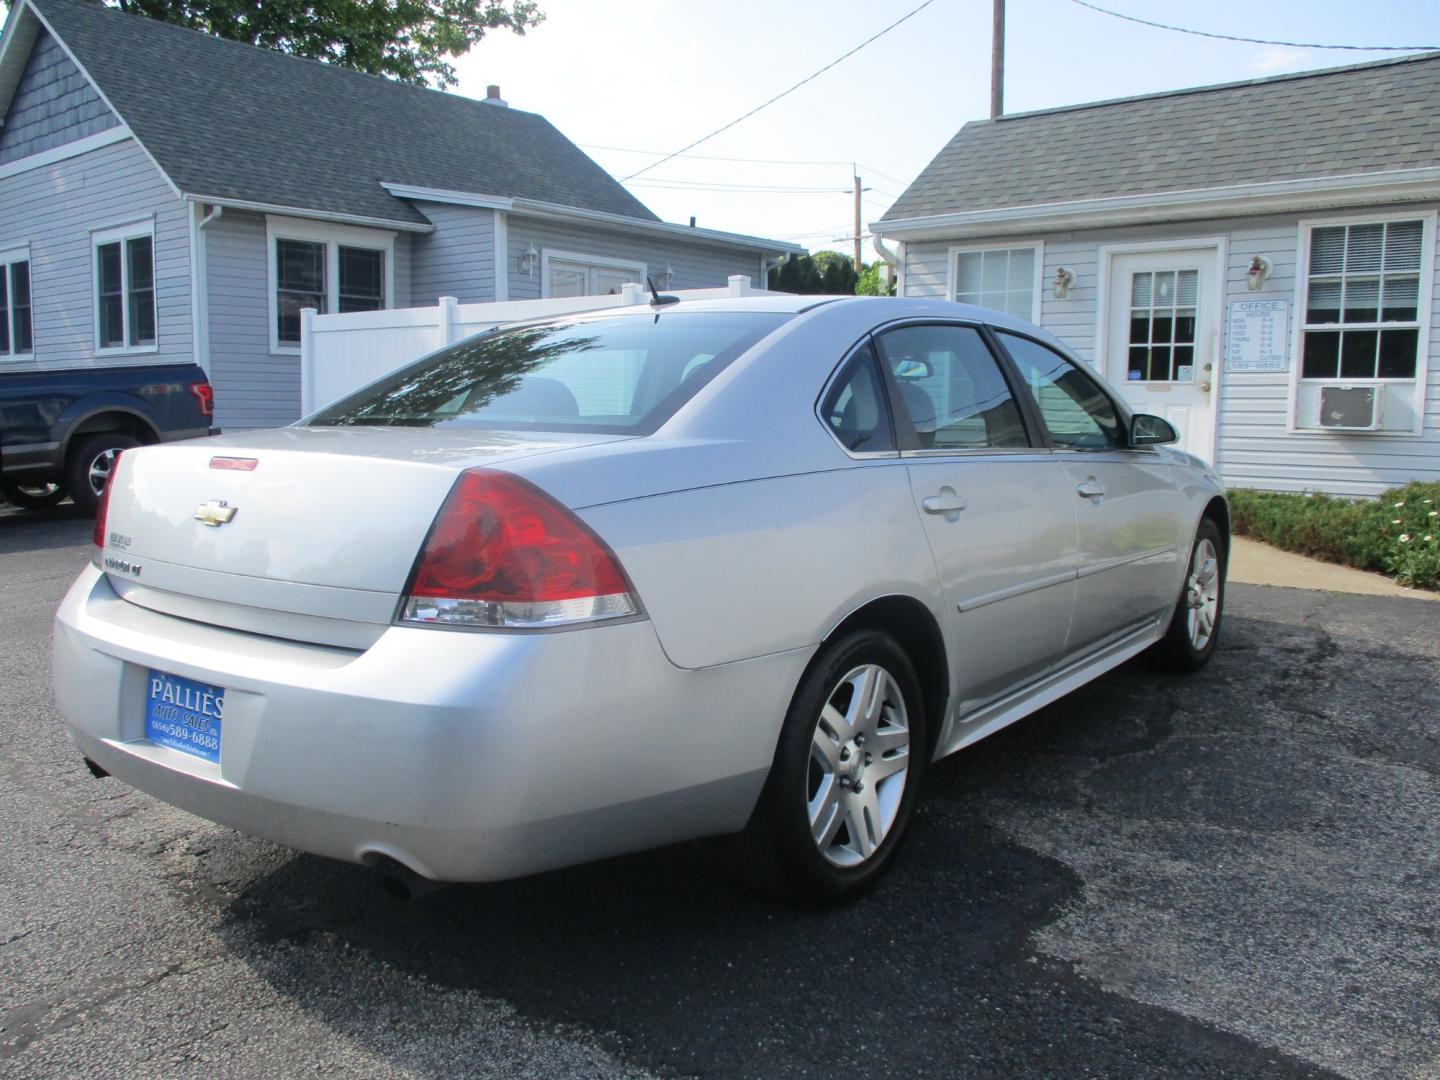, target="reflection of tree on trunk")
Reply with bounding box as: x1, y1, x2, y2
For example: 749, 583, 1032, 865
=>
311, 326, 600, 427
